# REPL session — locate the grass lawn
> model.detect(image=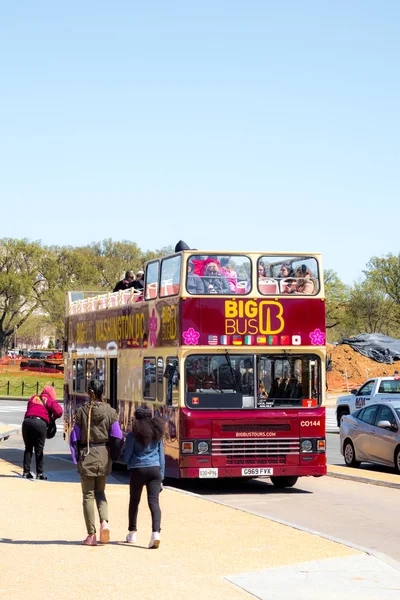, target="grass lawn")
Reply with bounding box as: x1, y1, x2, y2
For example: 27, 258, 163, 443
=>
0, 365, 63, 399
